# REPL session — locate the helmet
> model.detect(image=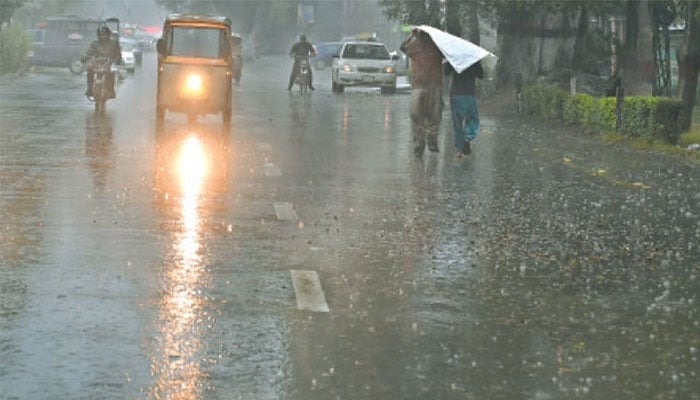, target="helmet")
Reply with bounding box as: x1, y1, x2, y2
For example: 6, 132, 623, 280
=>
97, 25, 111, 38
299, 34, 306, 42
